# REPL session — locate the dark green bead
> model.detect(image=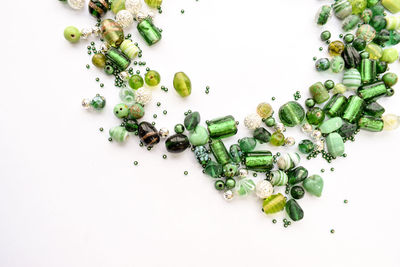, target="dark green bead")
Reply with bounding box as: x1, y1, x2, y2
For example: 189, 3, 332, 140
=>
323, 94, 347, 118
210, 139, 231, 165
264, 117, 276, 127
315, 58, 330, 71
370, 4, 385, 16
184, 111, 200, 132
165, 134, 190, 153
290, 186, 305, 199
253, 127, 271, 143
373, 29, 390, 46
288, 166, 308, 185
278, 101, 305, 127
305, 98, 315, 108
206, 115, 238, 139
306, 107, 326, 125
204, 161, 223, 178
244, 151, 273, 172
338, 120, 358, 138
214, 180, 225, 190
376, 61, 388, 74
298, 140, 315, 154
324, 80, 335, 90
370, 15, 387, 32
285, 199, 304, 221
225, 178, 236, 189
137, 18, 162, 46
352, 38, 367, 51
174, 124, 185, 134
125, 119, 139, 132
320, 30, 331, 41
229, 144, 243, 164
342, 45, 361, 69
358, 116, 384, 131
239, 137, 257, 152
364, 101, 385, 117
90, 95, 106, 110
